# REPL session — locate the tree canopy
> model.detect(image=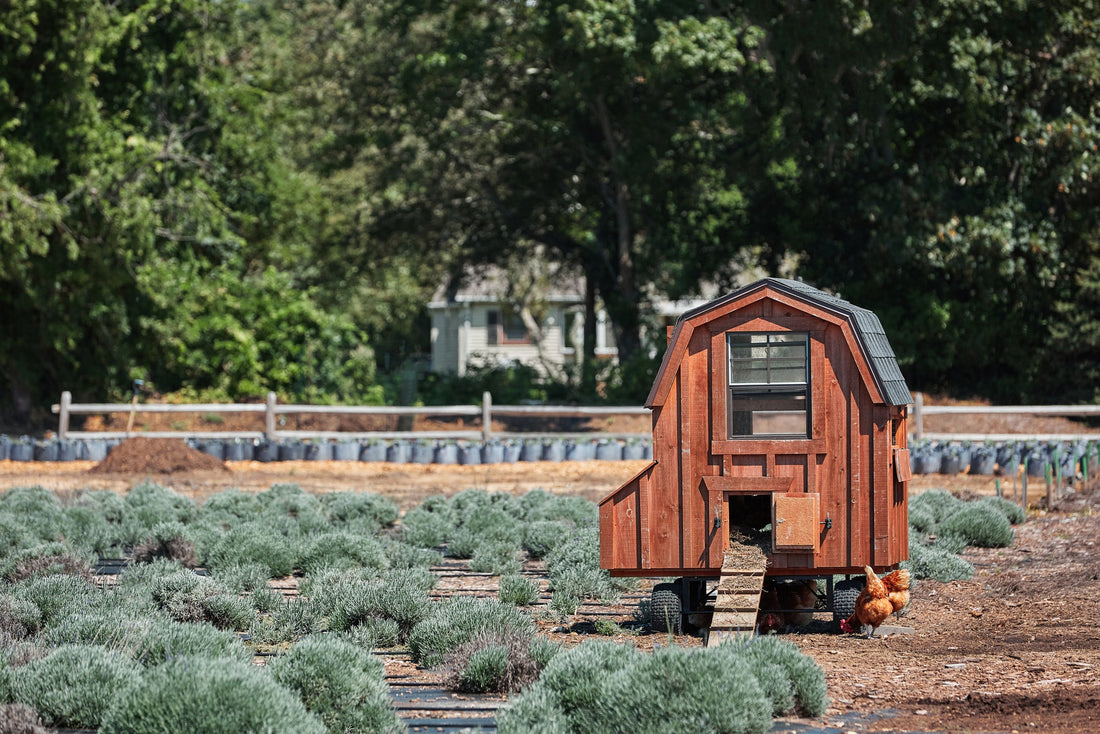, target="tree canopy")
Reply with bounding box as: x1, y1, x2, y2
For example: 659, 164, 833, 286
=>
2, 0, 1099, 422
